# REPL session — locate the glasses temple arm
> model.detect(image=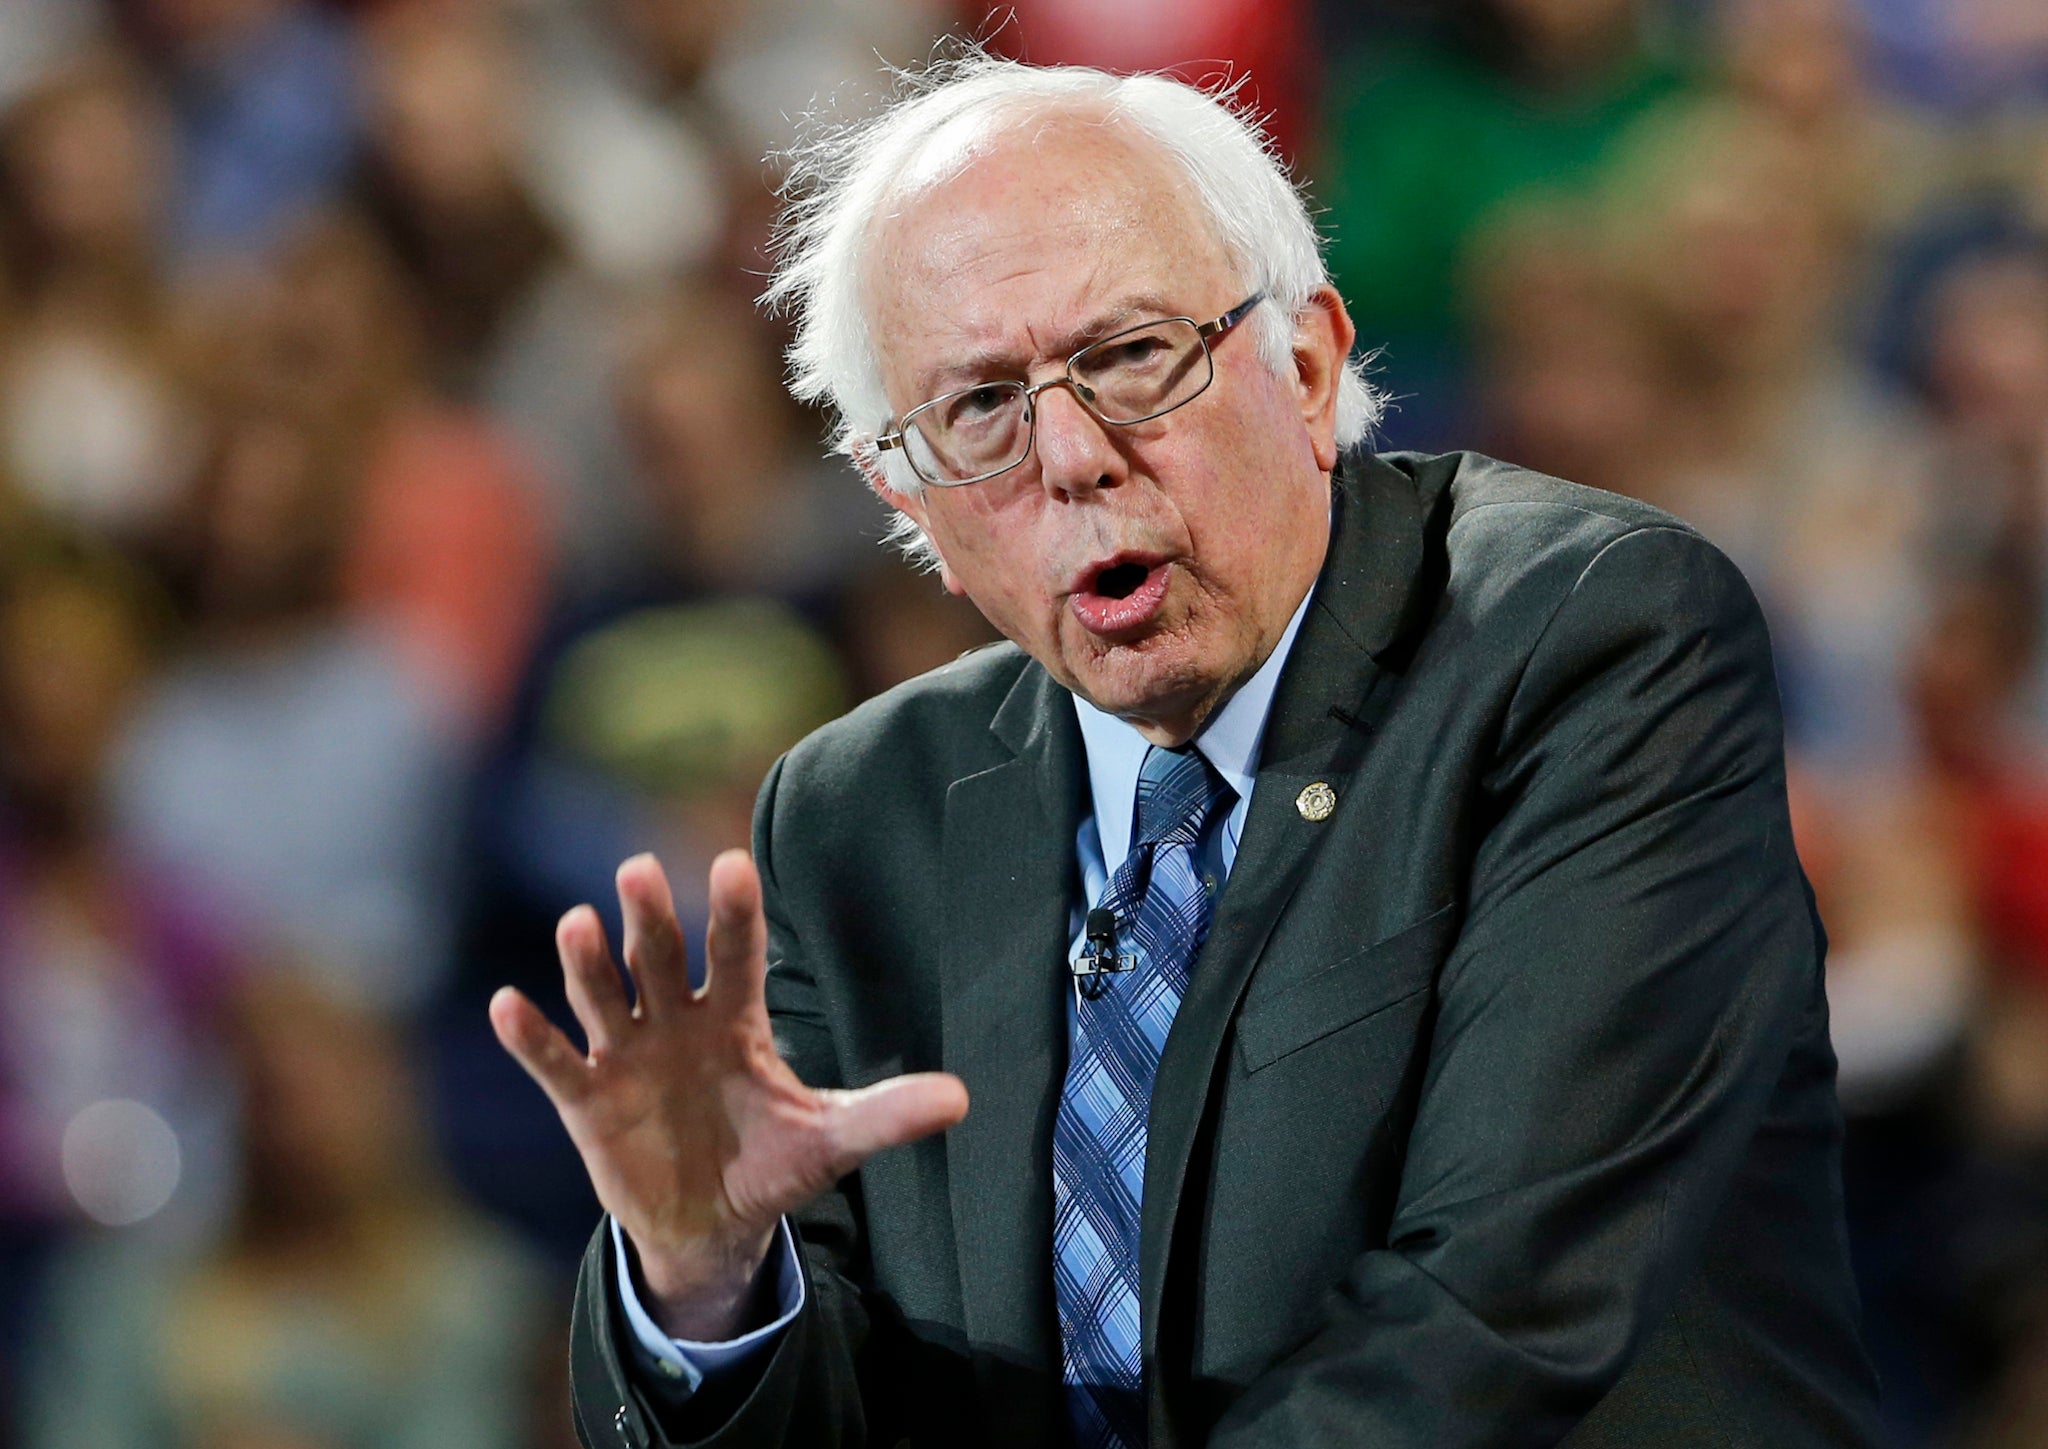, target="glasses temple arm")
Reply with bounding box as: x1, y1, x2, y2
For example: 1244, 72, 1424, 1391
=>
1196, 290, 1267, 340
